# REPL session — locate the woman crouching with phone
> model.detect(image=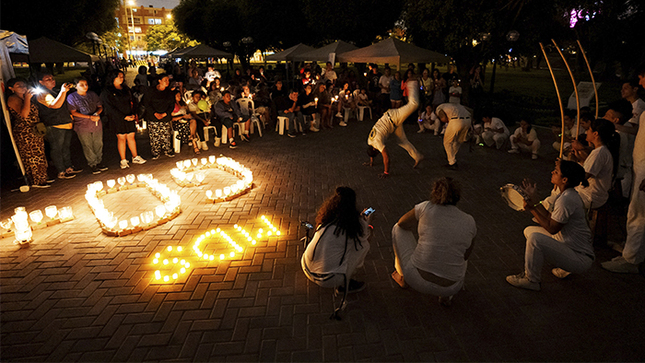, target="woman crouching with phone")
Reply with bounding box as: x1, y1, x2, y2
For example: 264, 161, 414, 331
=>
302, 187, 372, 294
